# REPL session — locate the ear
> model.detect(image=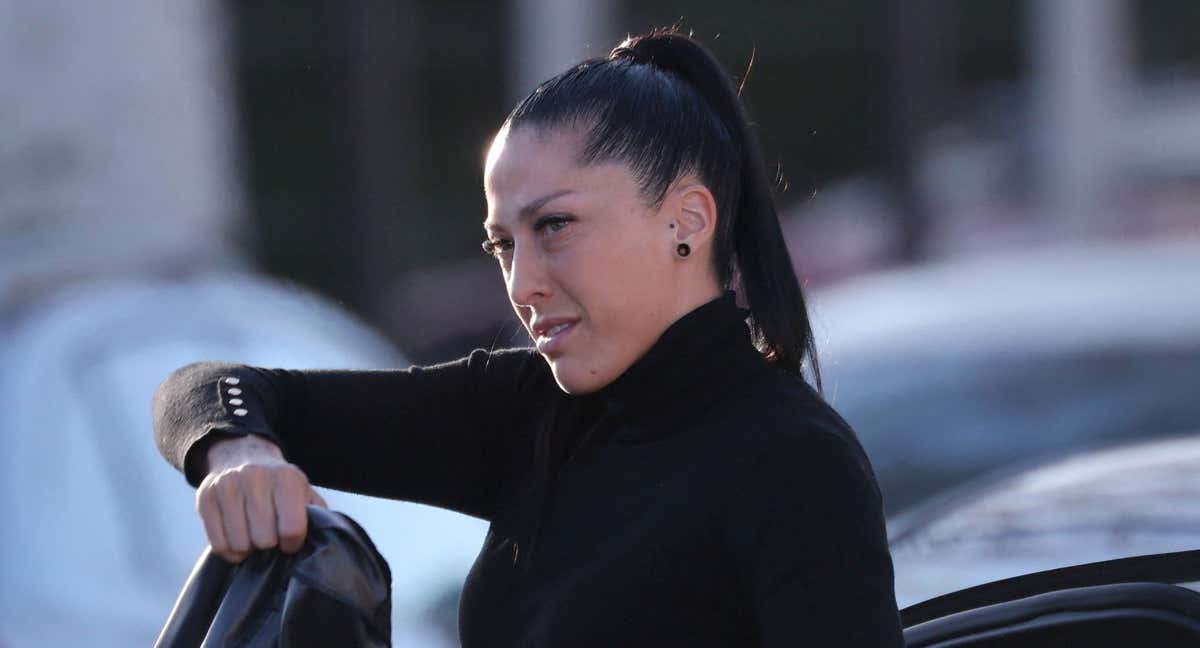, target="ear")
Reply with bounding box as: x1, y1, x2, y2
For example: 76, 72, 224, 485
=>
668, 180, 718, 249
